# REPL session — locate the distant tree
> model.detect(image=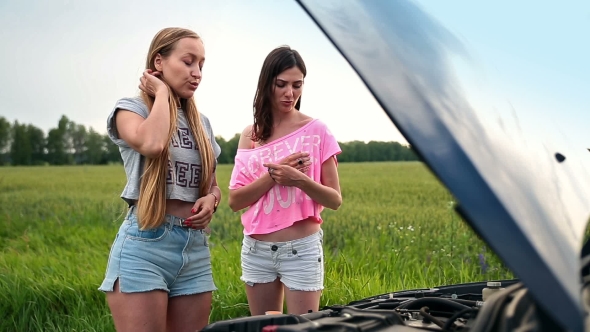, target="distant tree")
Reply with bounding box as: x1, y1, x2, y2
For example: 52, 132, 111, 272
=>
10, 121, 32, 165
46, 115, 73, 165
340, 141, 370, 162
0, 117, 11, 164
85, 128, 106, 164
71, 123, 88, 164
27, 124, 46, 165
211, 133, 239, 164
215, 136, 228, 164
1, 114, 422, 166
102, 135, 121, 164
